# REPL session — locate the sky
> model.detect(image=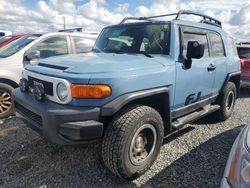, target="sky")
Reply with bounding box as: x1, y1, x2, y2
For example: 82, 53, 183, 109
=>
1, 0, 250, 41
